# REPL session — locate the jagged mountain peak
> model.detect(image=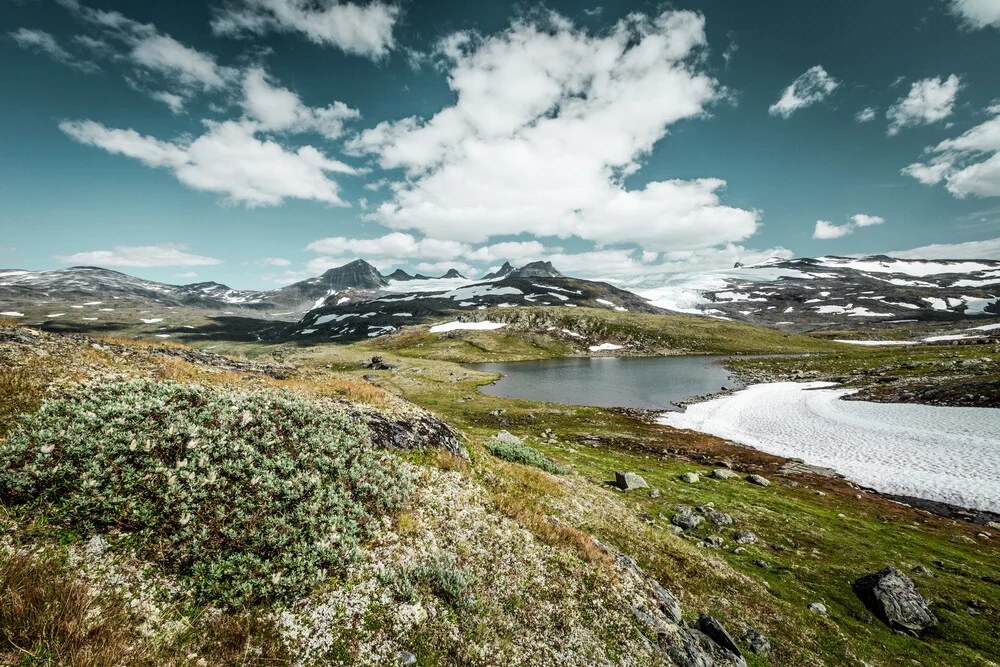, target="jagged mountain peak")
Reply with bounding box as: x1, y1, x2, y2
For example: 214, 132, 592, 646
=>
510, 261, 562, 278
482, 261, 514, 280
